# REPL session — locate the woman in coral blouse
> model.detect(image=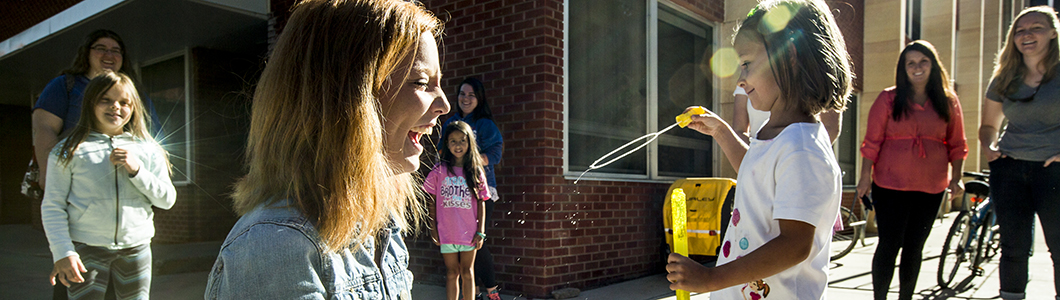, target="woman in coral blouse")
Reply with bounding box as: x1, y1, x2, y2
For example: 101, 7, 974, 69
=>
856, 40, 967, 300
